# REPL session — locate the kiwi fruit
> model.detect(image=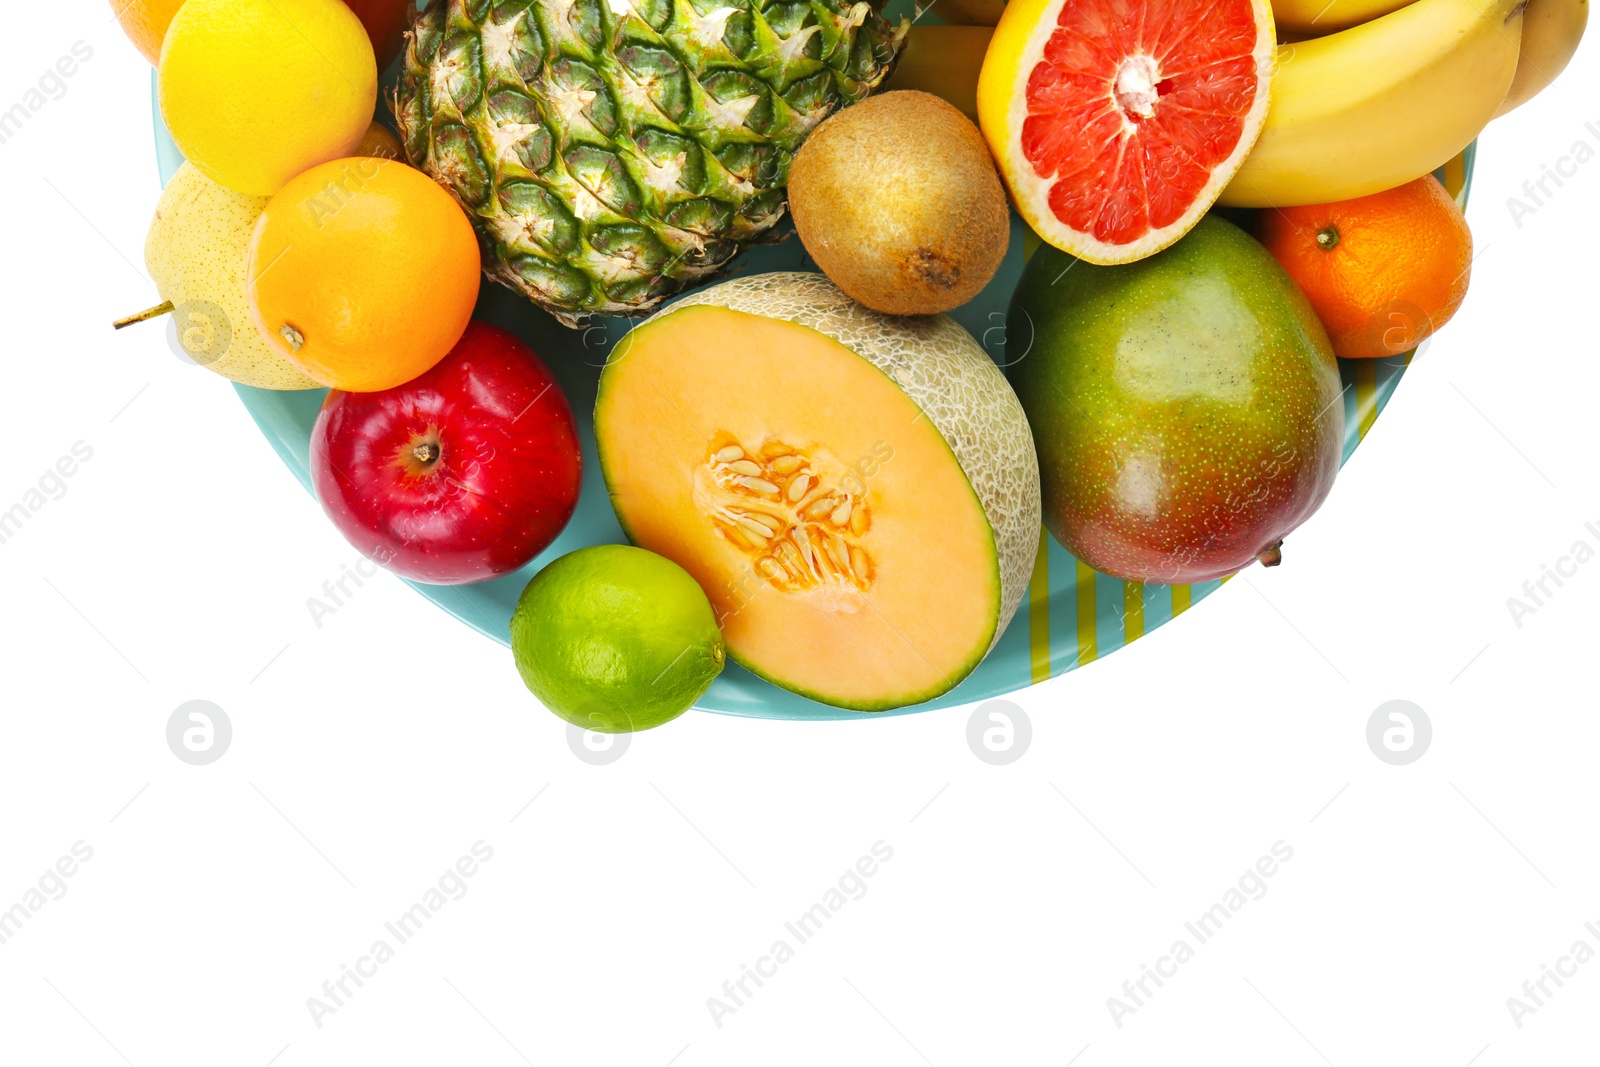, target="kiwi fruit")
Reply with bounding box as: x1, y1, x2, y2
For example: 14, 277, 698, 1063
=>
787, 90, 1010, 316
